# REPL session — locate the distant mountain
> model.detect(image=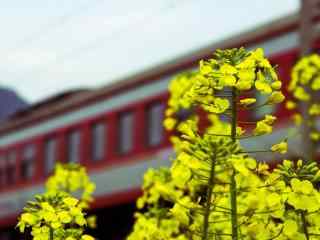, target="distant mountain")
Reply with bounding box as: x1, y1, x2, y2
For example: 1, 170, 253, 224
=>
0, 88, 28, 120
